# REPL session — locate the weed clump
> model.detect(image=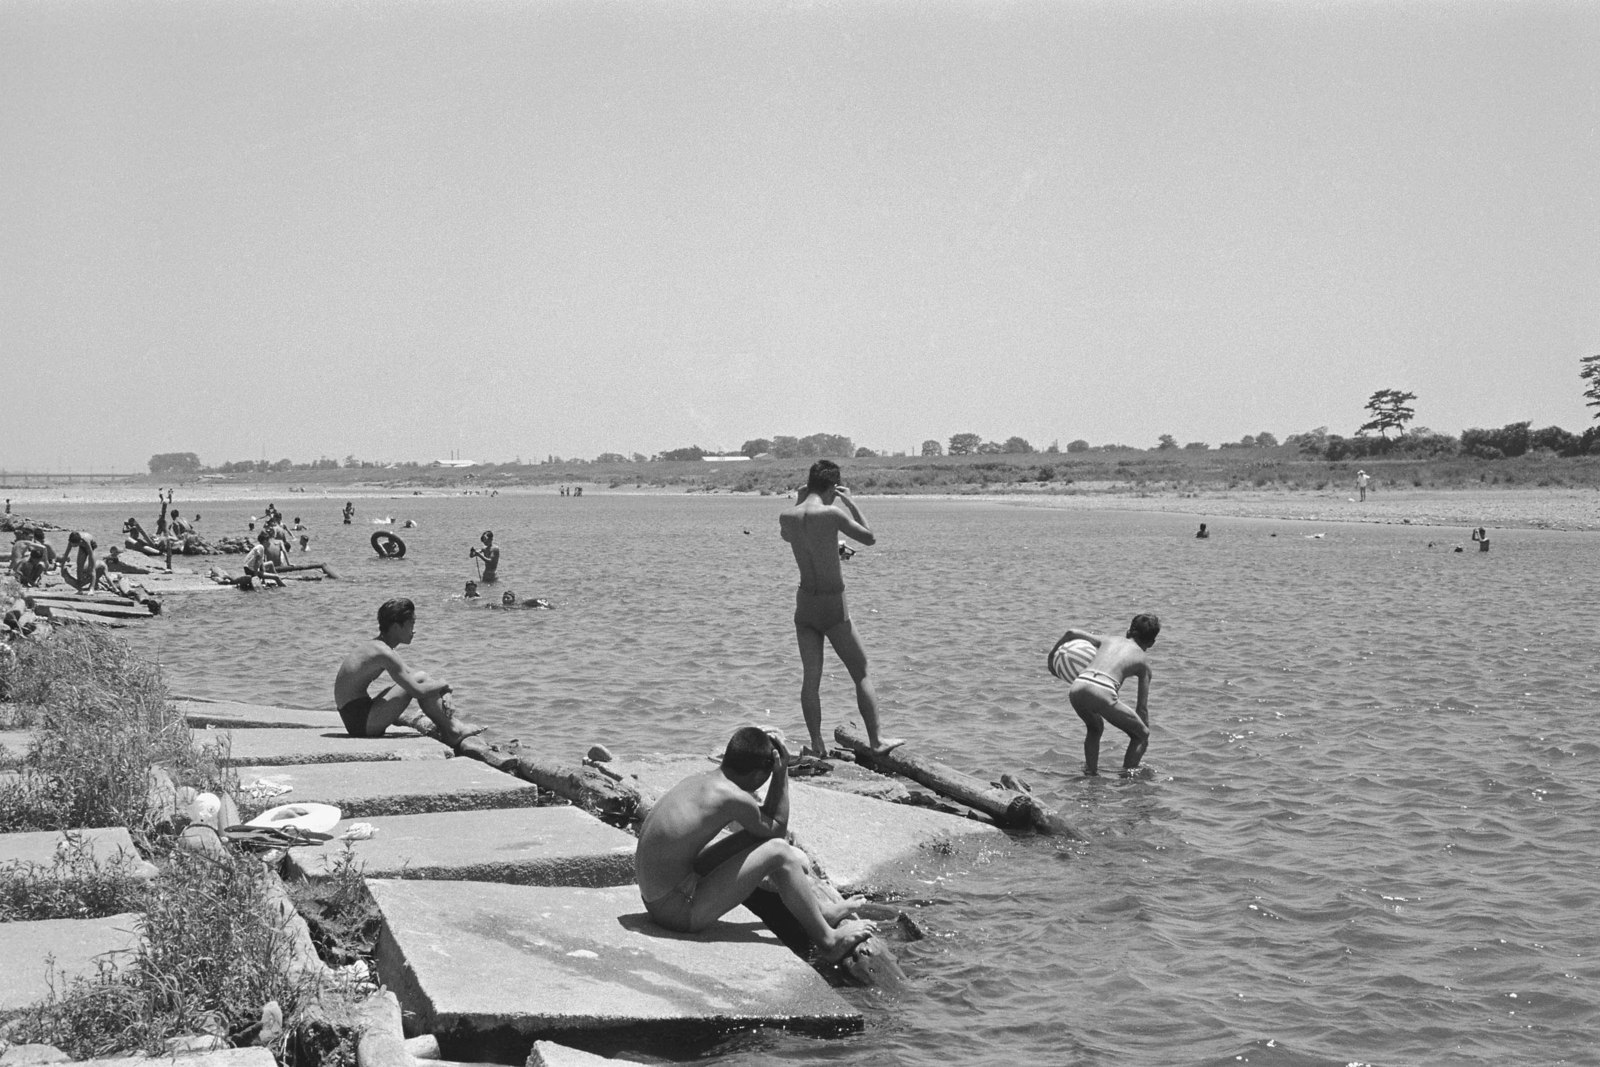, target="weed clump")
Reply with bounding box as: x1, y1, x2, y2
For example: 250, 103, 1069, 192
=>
0, 627, 224, 835
6, 848, 351, 1066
